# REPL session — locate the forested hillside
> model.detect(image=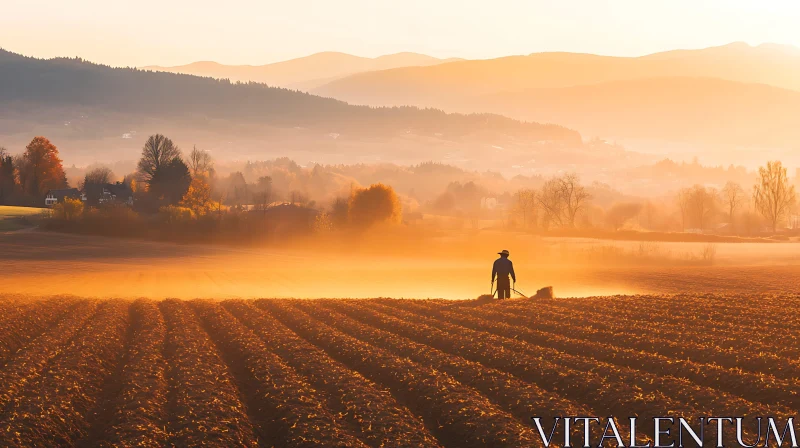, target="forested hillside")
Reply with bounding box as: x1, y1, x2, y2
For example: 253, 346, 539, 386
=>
0, 49, 580, 144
